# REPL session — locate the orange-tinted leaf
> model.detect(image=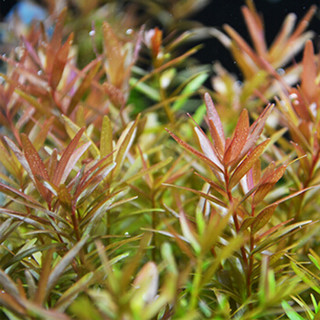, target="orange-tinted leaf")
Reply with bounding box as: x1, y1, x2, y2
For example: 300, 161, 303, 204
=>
50, 33, 74, 90
252, 205, 277, 233
241, 5, 267, 57
239, 104, 273, 159
224, 109, 249, 165
253, 164, 286, 204
67, 60, 101, 116
229, 139, 270, 189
